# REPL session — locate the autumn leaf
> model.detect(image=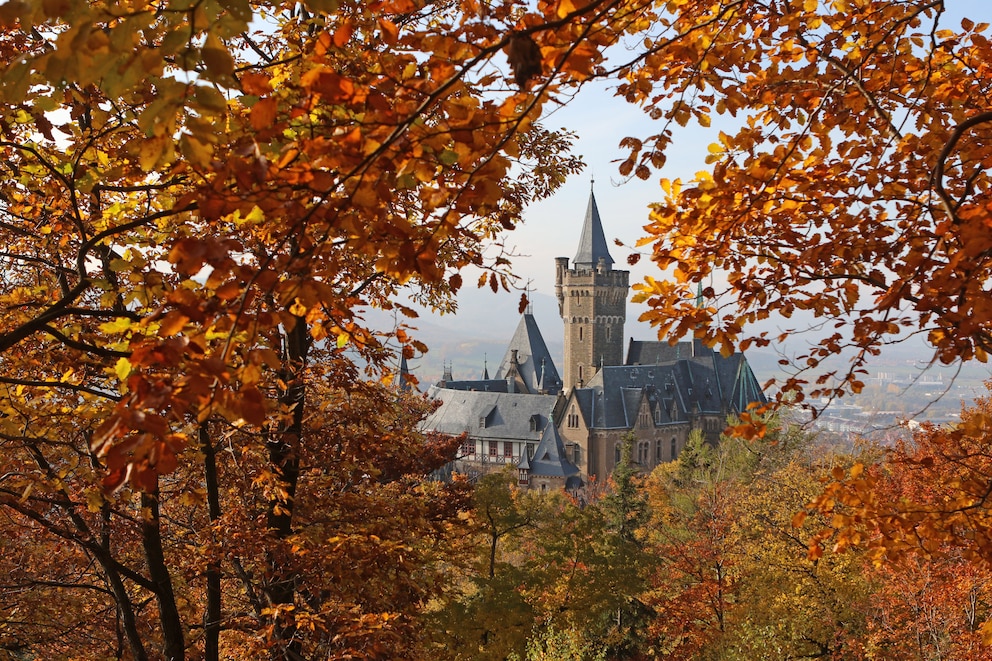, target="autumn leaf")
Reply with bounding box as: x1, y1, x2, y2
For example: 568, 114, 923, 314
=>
507, 33, 542, 89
